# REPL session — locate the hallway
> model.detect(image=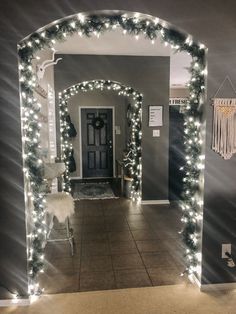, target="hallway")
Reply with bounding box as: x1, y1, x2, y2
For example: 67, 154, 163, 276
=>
40, 198, 186, 293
